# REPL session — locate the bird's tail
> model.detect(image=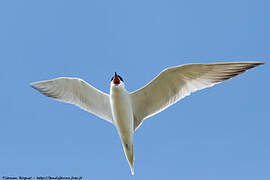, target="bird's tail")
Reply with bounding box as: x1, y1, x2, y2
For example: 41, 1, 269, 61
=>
123, 142, 135, 175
